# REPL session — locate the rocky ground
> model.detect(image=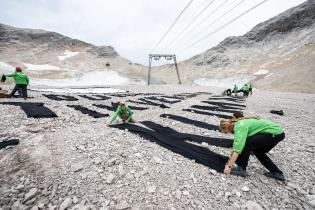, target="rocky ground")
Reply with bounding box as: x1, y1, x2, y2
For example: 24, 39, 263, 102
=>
0, 85, 314, 210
